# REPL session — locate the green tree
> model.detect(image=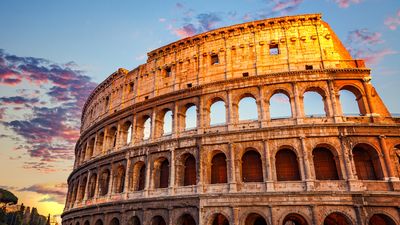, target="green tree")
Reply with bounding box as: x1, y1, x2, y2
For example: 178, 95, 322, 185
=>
0, 188, 18, 206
